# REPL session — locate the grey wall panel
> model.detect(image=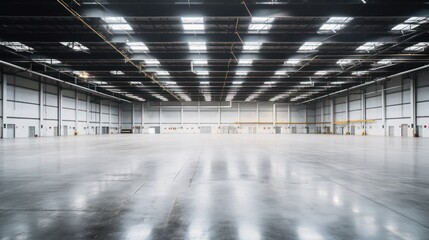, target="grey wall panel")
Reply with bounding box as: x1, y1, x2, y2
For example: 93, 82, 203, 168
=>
200, 110, 218, 123
7, 101, 39, 118
145, 110, 160, 123
417, 86, 429, 101
183, 110, 198, 124
162, 109, 181, 124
